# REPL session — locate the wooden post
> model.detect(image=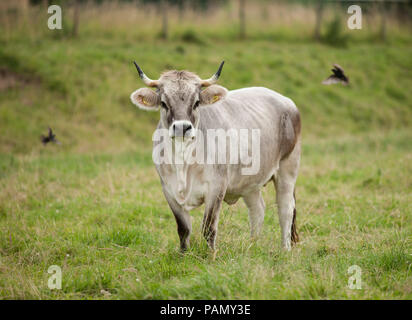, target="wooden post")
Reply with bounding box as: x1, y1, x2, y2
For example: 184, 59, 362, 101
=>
380, 1, 387, 41
239, 0, 246, 39
72, 0, 80, 37
314, 0, 324, 41
178, 0, 184, 23
160, 0, 168, 40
